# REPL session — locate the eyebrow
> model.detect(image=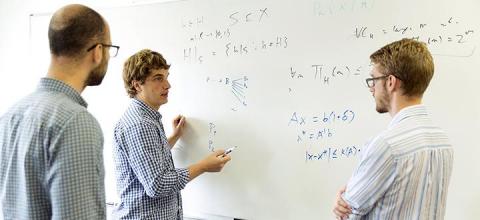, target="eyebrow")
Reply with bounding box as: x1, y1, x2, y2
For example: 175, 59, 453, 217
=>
152, 72, 168, 77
